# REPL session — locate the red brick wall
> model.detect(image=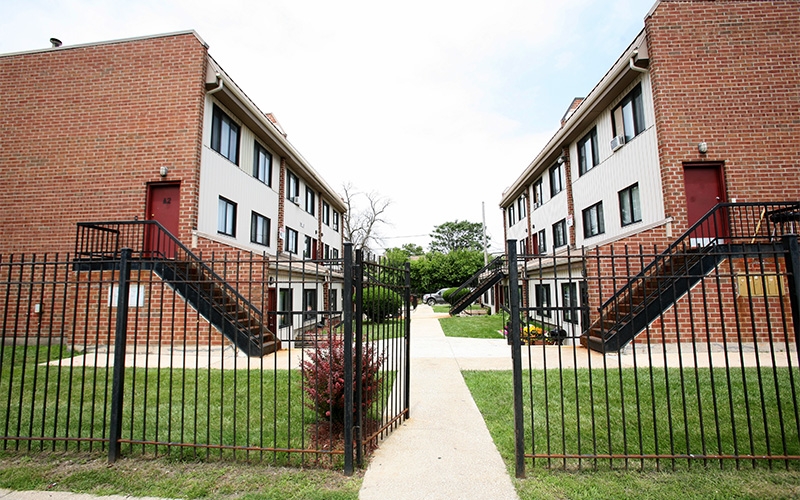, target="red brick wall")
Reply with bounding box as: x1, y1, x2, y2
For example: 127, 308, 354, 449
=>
646, 0, 800, 234
0, 33, 208, 255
